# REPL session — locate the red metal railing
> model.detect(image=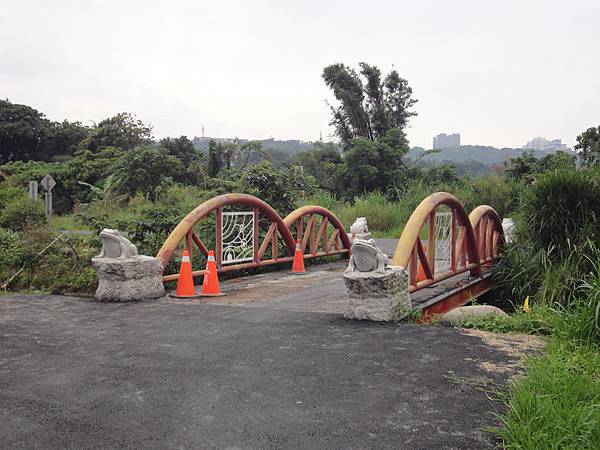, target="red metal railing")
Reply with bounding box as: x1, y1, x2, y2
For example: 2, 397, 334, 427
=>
157, 194, 350, 282
391, 192, 504, 293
